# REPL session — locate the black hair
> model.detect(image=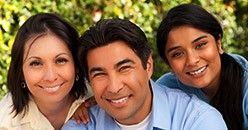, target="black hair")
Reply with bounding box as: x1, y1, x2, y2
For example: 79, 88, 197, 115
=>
157, 4, 244, 130
7, 13, 86, 117
78, 18, 151, 81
